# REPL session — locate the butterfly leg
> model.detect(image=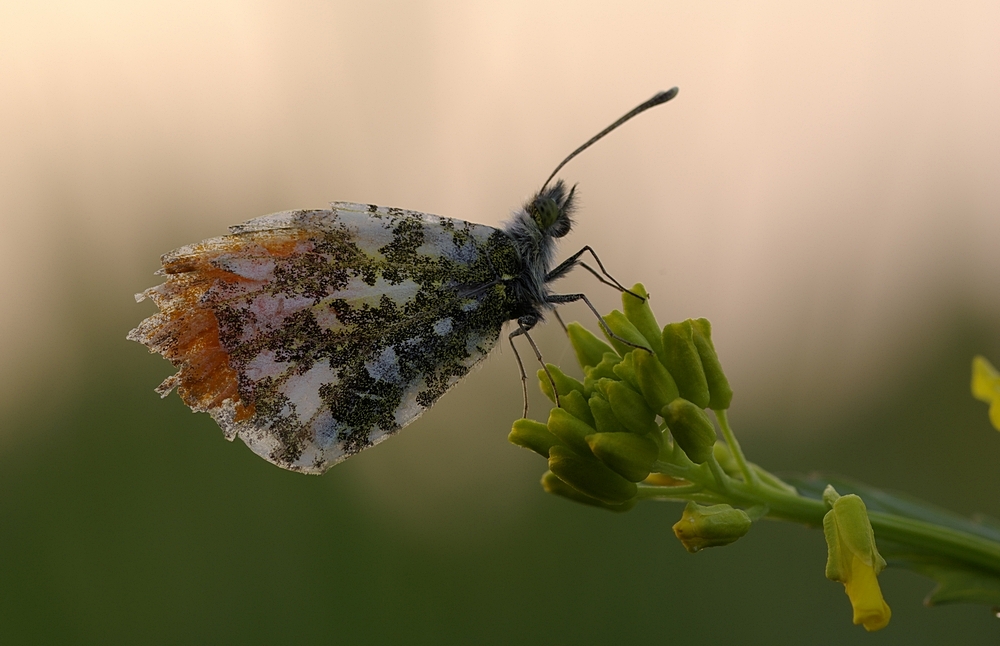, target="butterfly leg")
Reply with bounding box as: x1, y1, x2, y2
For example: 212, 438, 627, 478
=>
546, 292, 652, 353
545, 246, 646, 302
551, 307, 569, 333
509, 314, 561, 417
